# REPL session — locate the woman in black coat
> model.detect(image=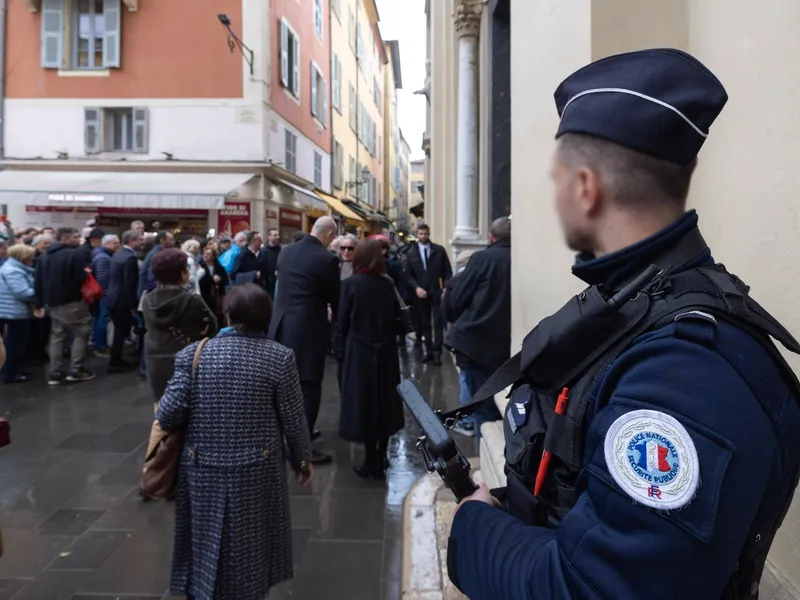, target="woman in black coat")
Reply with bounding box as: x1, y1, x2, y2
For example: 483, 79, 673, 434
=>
336, 239, 404, 478
198, 244, 230, 325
